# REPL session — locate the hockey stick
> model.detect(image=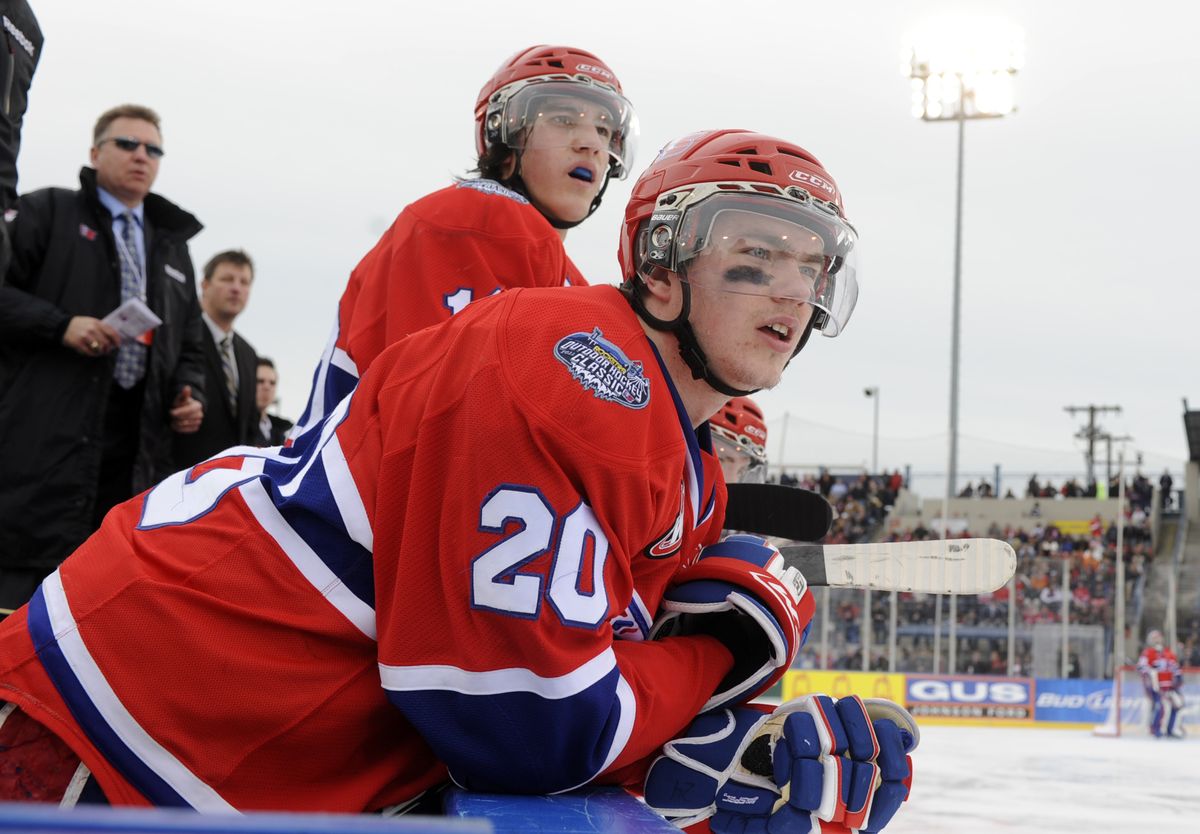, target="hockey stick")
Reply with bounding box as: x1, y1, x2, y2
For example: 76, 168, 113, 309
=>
723, 482, 833, 541
780, 537, 1017, 594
